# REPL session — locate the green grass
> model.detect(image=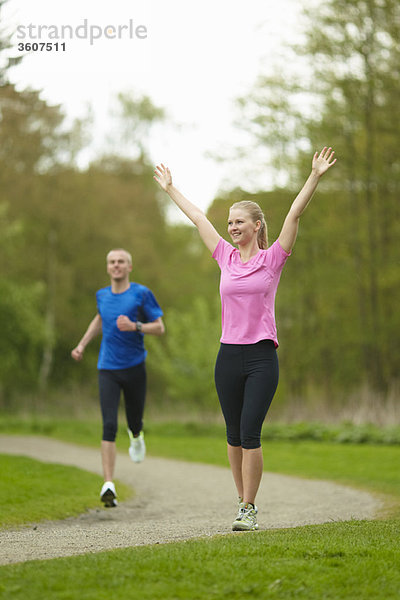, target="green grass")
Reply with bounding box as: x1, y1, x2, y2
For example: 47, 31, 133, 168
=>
1, 417, 400, 513
0, 454, 132, 528
0, 417, 400, 599
0, 520, 399, 599
0, 454, 100, 527
145, 428, 400, 501
2, 416, 400, 445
